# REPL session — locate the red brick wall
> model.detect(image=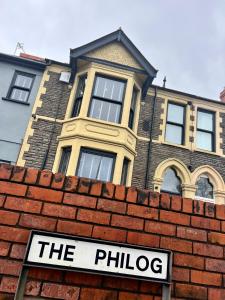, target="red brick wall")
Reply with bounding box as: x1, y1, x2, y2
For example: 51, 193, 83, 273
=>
0, 163, 224, 300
